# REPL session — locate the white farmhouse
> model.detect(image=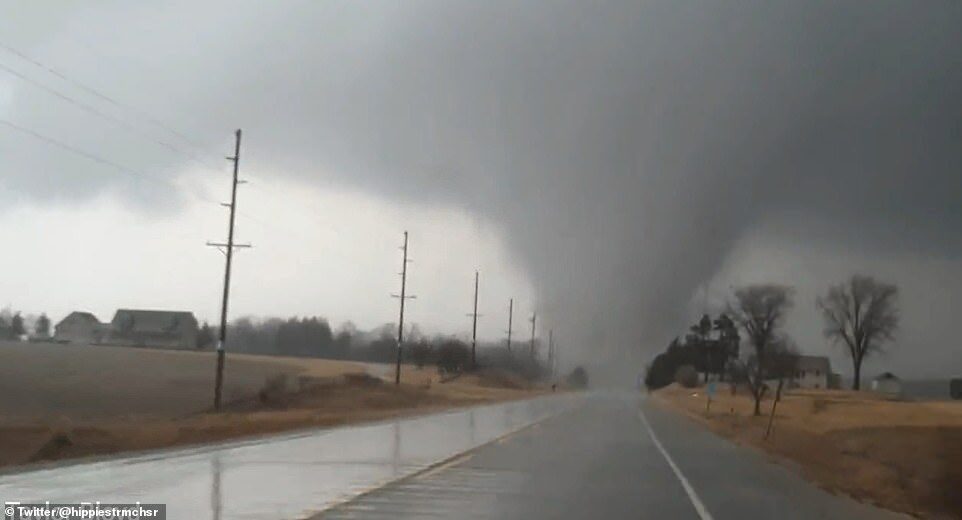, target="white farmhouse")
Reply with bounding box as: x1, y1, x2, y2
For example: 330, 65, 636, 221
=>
792, 355, 831, 390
